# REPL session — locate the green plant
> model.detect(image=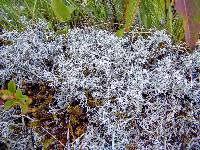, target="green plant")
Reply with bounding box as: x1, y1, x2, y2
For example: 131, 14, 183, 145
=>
116, 0, 141, 37
51, 0, 74, 22
0, 0, 53, 31
115, 0, 184, 42
0, 80, 32, 114
139, 0, 184, 41
0, 0, 186, 44
86, 0, 108, 21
